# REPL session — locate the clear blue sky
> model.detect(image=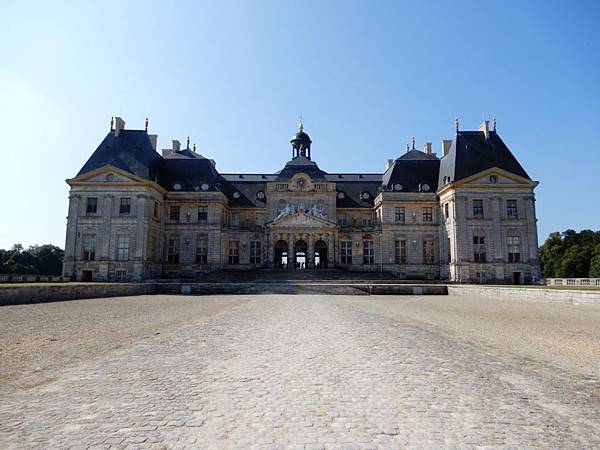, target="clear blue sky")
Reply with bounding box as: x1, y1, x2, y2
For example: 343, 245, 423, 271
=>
1, 0, 599, 249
